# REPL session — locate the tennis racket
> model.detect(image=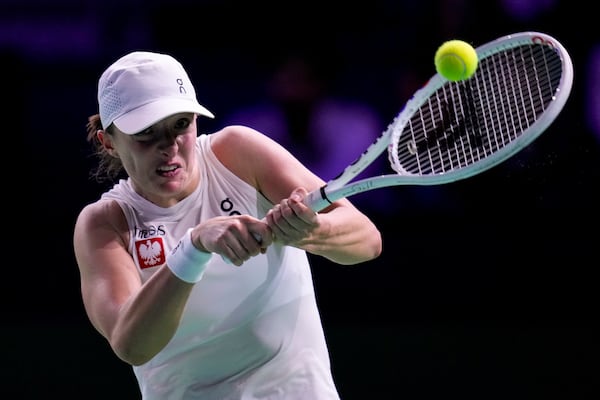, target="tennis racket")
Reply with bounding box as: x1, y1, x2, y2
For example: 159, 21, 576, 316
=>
303, 31, 574, 212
